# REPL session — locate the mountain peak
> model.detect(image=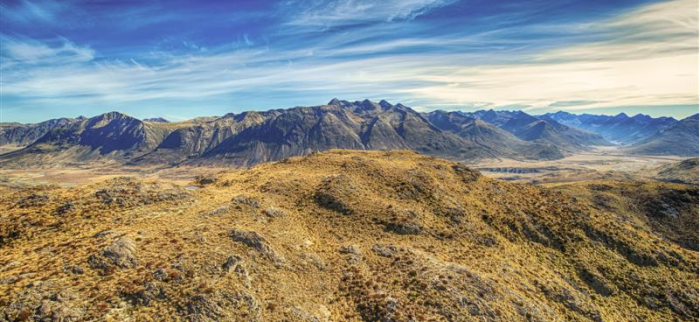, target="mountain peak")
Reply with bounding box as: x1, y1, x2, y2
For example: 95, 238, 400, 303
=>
98, 111, 131, 121
359, 99, 378, 111
328, 98, 352, 108
378, 100, 393, 109
552, 111, 574, 117
632, 113, 650, 121
144, 117, 169, 123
